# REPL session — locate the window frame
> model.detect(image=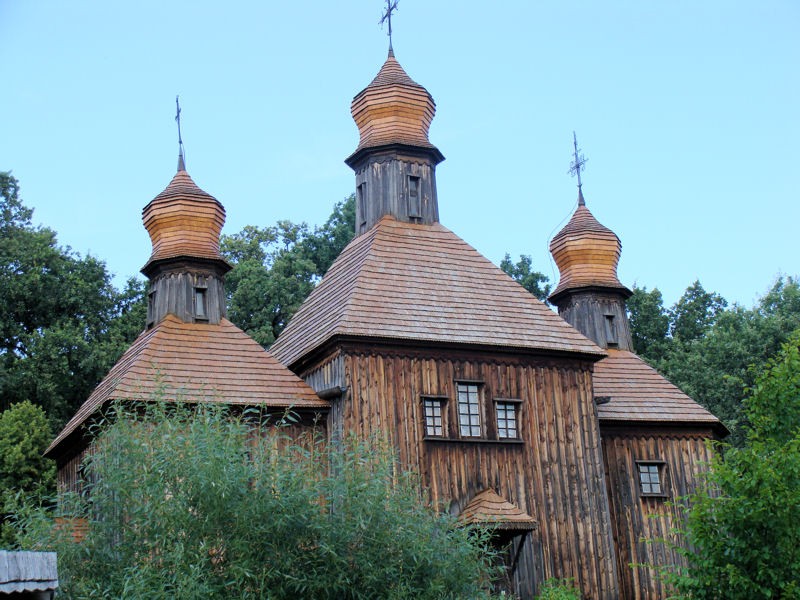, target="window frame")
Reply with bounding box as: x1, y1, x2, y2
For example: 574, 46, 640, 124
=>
194, 286, 209, 322
420, 395, 448, 439
456, 381, 484, 438
493, 398, 522, 440
635, 460, 669, 498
